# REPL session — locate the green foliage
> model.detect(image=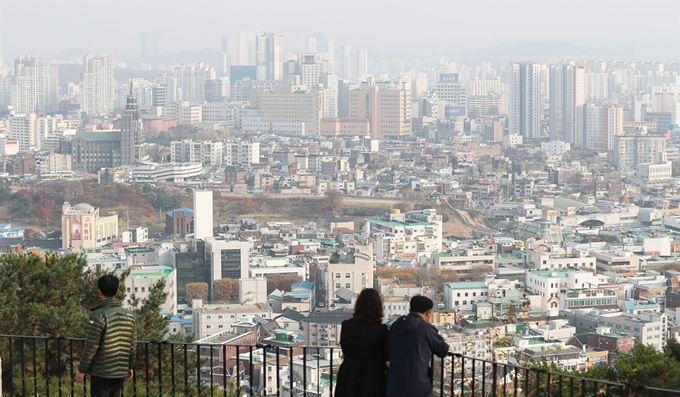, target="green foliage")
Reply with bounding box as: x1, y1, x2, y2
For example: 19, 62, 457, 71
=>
10, 194, 33, 219
329, 252, 340, 264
